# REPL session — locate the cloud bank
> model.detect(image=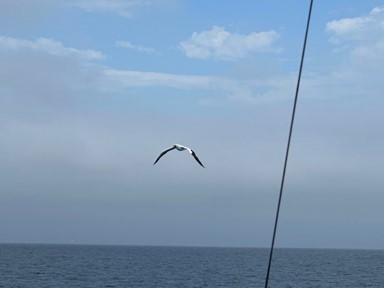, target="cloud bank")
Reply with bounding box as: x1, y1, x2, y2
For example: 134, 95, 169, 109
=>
325, 6, 384, 97
116, 40, 156, 54
326, 6, 384, 43
179, 26, 280, 60
0, 36, 105, 60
